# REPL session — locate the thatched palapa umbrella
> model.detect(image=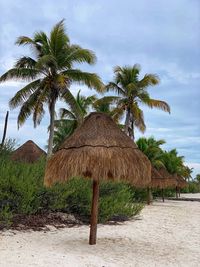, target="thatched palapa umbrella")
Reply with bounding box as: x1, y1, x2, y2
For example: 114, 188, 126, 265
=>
158, 168, 178, 188
149, 167, 167, 203
176, 175, 187, 189
11, 140, 46, 163
44, 112, 151, 245
175, 174, 188, 197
